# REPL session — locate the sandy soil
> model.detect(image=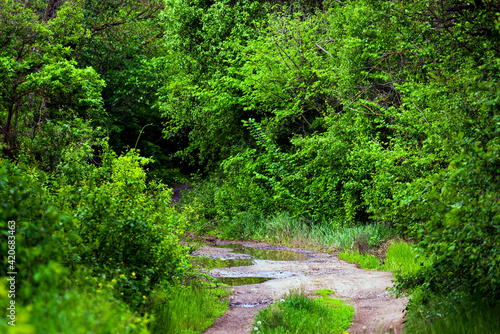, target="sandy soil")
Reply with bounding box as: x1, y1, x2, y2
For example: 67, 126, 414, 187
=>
192, 240, 408, 334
